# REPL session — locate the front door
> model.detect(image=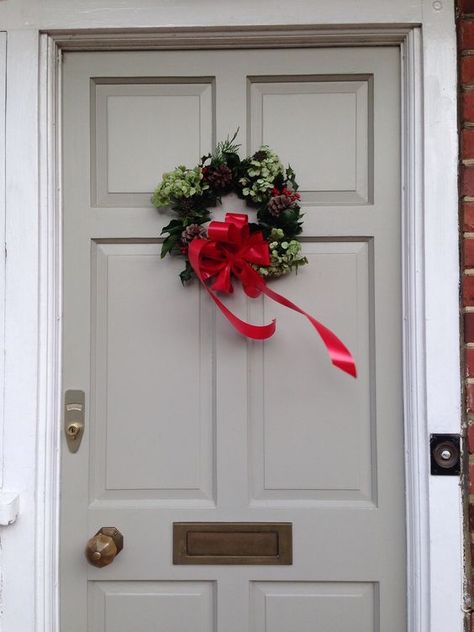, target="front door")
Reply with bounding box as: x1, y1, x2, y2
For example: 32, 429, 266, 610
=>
61, 46, 404, 631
